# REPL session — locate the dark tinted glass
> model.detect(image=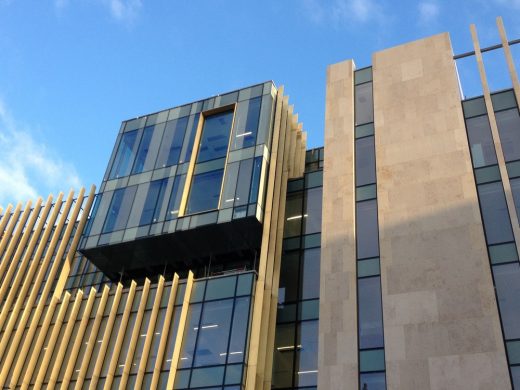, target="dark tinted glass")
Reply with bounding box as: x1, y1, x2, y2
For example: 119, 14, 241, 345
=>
272, 323, 295, 388
493, 262, 520, 340
495, 108, 520, 162
227, 297, 251, 363
178, 303, 202, 368
235, 159, 254, 207
466, 115, 497, 168
165, 175, 186, 220
249, 157, 263, 204
300, 248, 320, 300
132, 126, 154, 174
360, 372, 386, 390
511, 178, 520, 224
356, 136, 376, 186
139, 179, 166, 226
477, 182, 514, 244
284, 192, 303, 237
197, 111, 234, 163
193, 299, 233, 367
358, 276, 384, 349
294, 320, 318, 387
355, 82, 374, 125
179, 115, 200, 164
187, 169, 224, 214
356, 200, 380, 259
303, 187, 322, 235
109, 130, 138, 179
512, 366, 520, 390
232, 97, 261, 150
102, 186, 137, 233
279, 252, 299, 303
156, 117, 189, 168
